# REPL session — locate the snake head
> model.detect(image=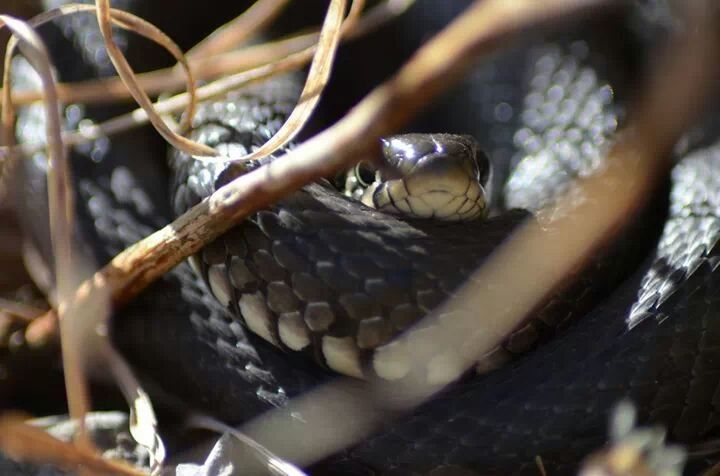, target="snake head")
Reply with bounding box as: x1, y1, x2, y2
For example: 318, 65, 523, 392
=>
355, 133, 492, 221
